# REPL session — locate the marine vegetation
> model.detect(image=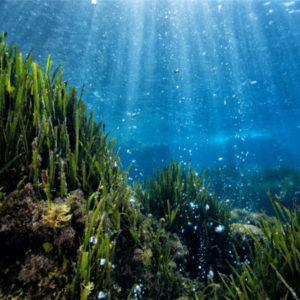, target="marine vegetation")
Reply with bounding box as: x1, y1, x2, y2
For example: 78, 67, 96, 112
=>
134, 161, 233, 280
222, 194, 300, 300
0, 32, 122, 197
0, 31, 127, 299
0, 32, 299, 299
0, 31, 193, 300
